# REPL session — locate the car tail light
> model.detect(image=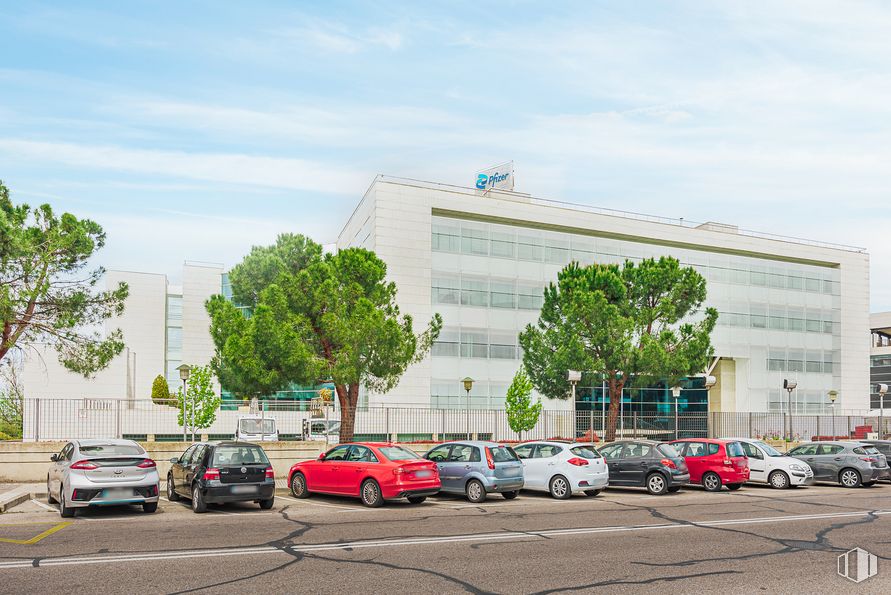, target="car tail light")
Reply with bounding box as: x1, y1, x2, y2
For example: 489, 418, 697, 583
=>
265, 467, 275, 479
567, 457, 589, 466
70, 460, 99, 470
485, 448, 495, 470
860, 457, 877, 463
203, 467, 220, 481
660, 458, 677, 469
393, 466, 405, 476
723, 459, 733, 466
137, 458, 157, 469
